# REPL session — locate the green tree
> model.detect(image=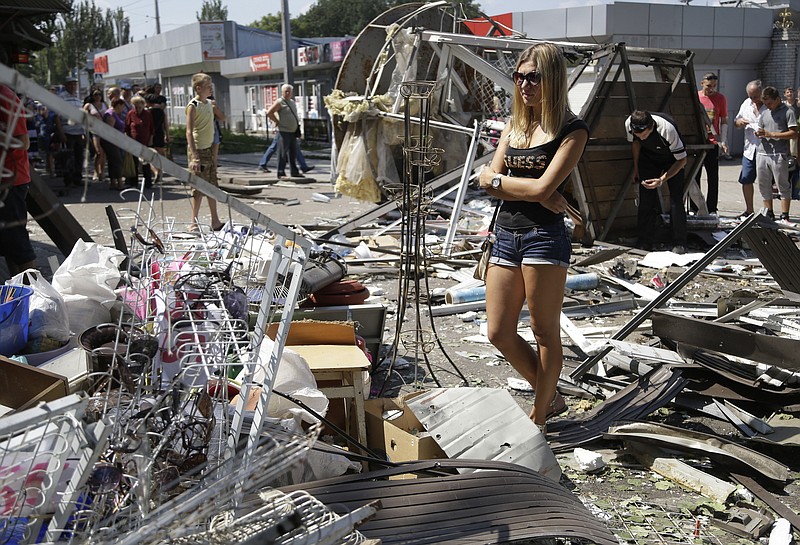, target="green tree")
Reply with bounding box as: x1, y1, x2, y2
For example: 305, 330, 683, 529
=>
292, 0, 390, 37
248, 13, 282, 33
27, 0, 129, 87
197, 0, 229, 21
